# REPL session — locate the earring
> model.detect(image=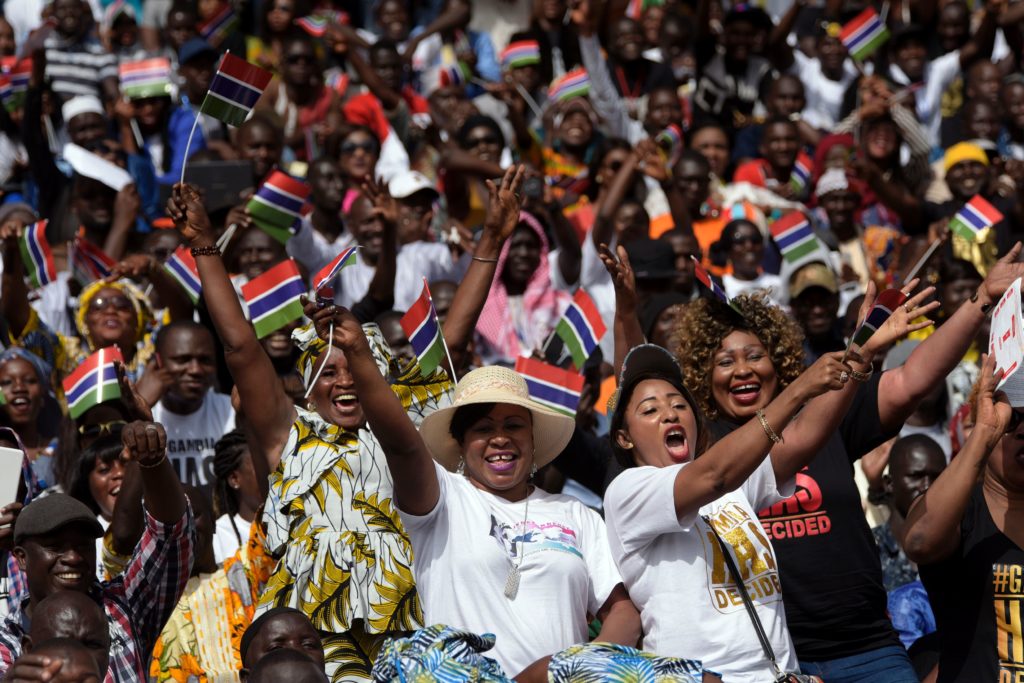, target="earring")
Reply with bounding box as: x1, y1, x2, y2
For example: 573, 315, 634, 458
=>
306, 400, 315, 411
530, 463, 538, 477
457, 458, 465, 475
623, 441, 634, 449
